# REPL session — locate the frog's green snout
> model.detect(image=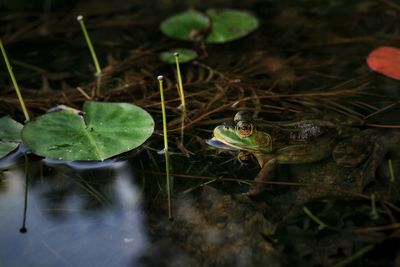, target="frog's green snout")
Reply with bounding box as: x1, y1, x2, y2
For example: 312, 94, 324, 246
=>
213, 124, 229, 139
213, 123, 244, 149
